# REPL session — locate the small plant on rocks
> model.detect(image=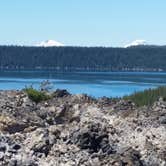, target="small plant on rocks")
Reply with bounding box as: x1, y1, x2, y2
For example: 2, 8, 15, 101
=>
24, 85, 50, 103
